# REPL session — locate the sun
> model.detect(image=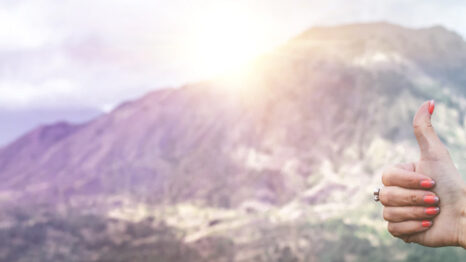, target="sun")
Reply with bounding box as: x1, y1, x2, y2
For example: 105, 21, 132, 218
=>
184, 5, 272, 78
